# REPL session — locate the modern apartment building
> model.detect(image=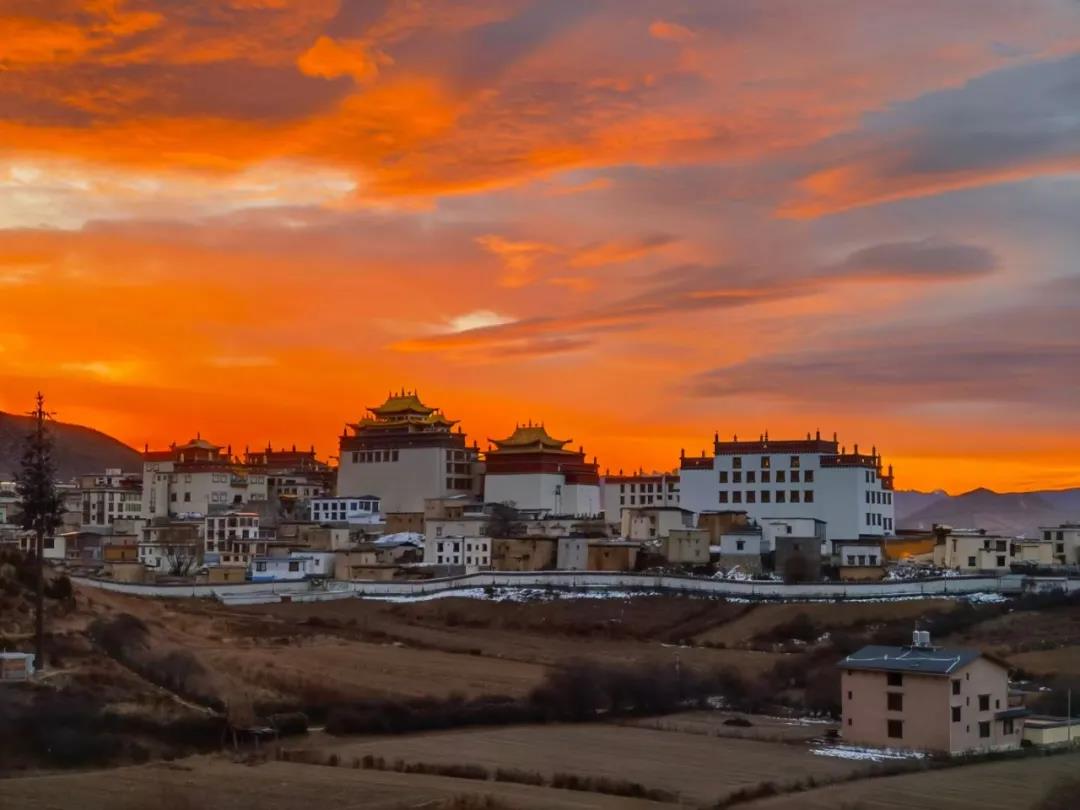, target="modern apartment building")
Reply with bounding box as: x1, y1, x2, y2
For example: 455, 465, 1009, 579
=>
839, 633, 1024, 754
